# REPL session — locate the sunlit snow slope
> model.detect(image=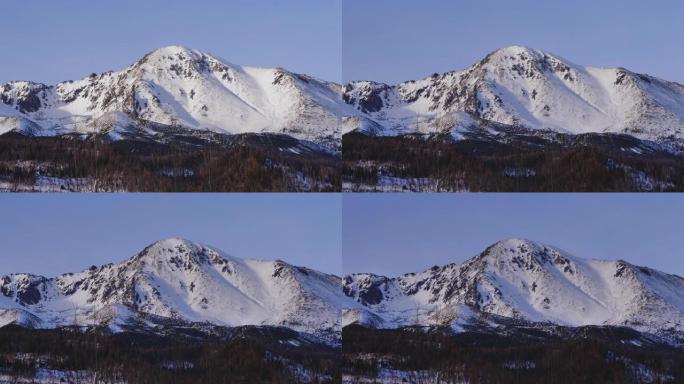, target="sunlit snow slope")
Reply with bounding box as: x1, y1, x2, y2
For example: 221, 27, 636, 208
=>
343, 46, 684, 142
3, 45, 684, 150
343, 239, 684, 338
0, 46, 359, 151
0, 238, 351, 342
